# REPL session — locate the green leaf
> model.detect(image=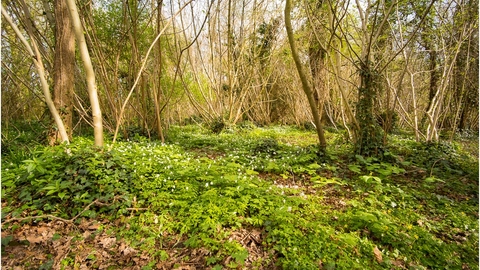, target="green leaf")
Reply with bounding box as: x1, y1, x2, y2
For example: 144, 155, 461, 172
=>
355, 155, 366, 163
46, 190, 57, 196
307, 163, 321, 170
1, 235, 14, 246
338, 233, 358, 246
231, 249, 248, 264
206, 257, 218, 265
424, 176, 445, 183
348, 164, 362, 174
58, 192, 66, 200
360, 175, 382, 184
52, 233, 61, 241
312, 177, 345, 187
